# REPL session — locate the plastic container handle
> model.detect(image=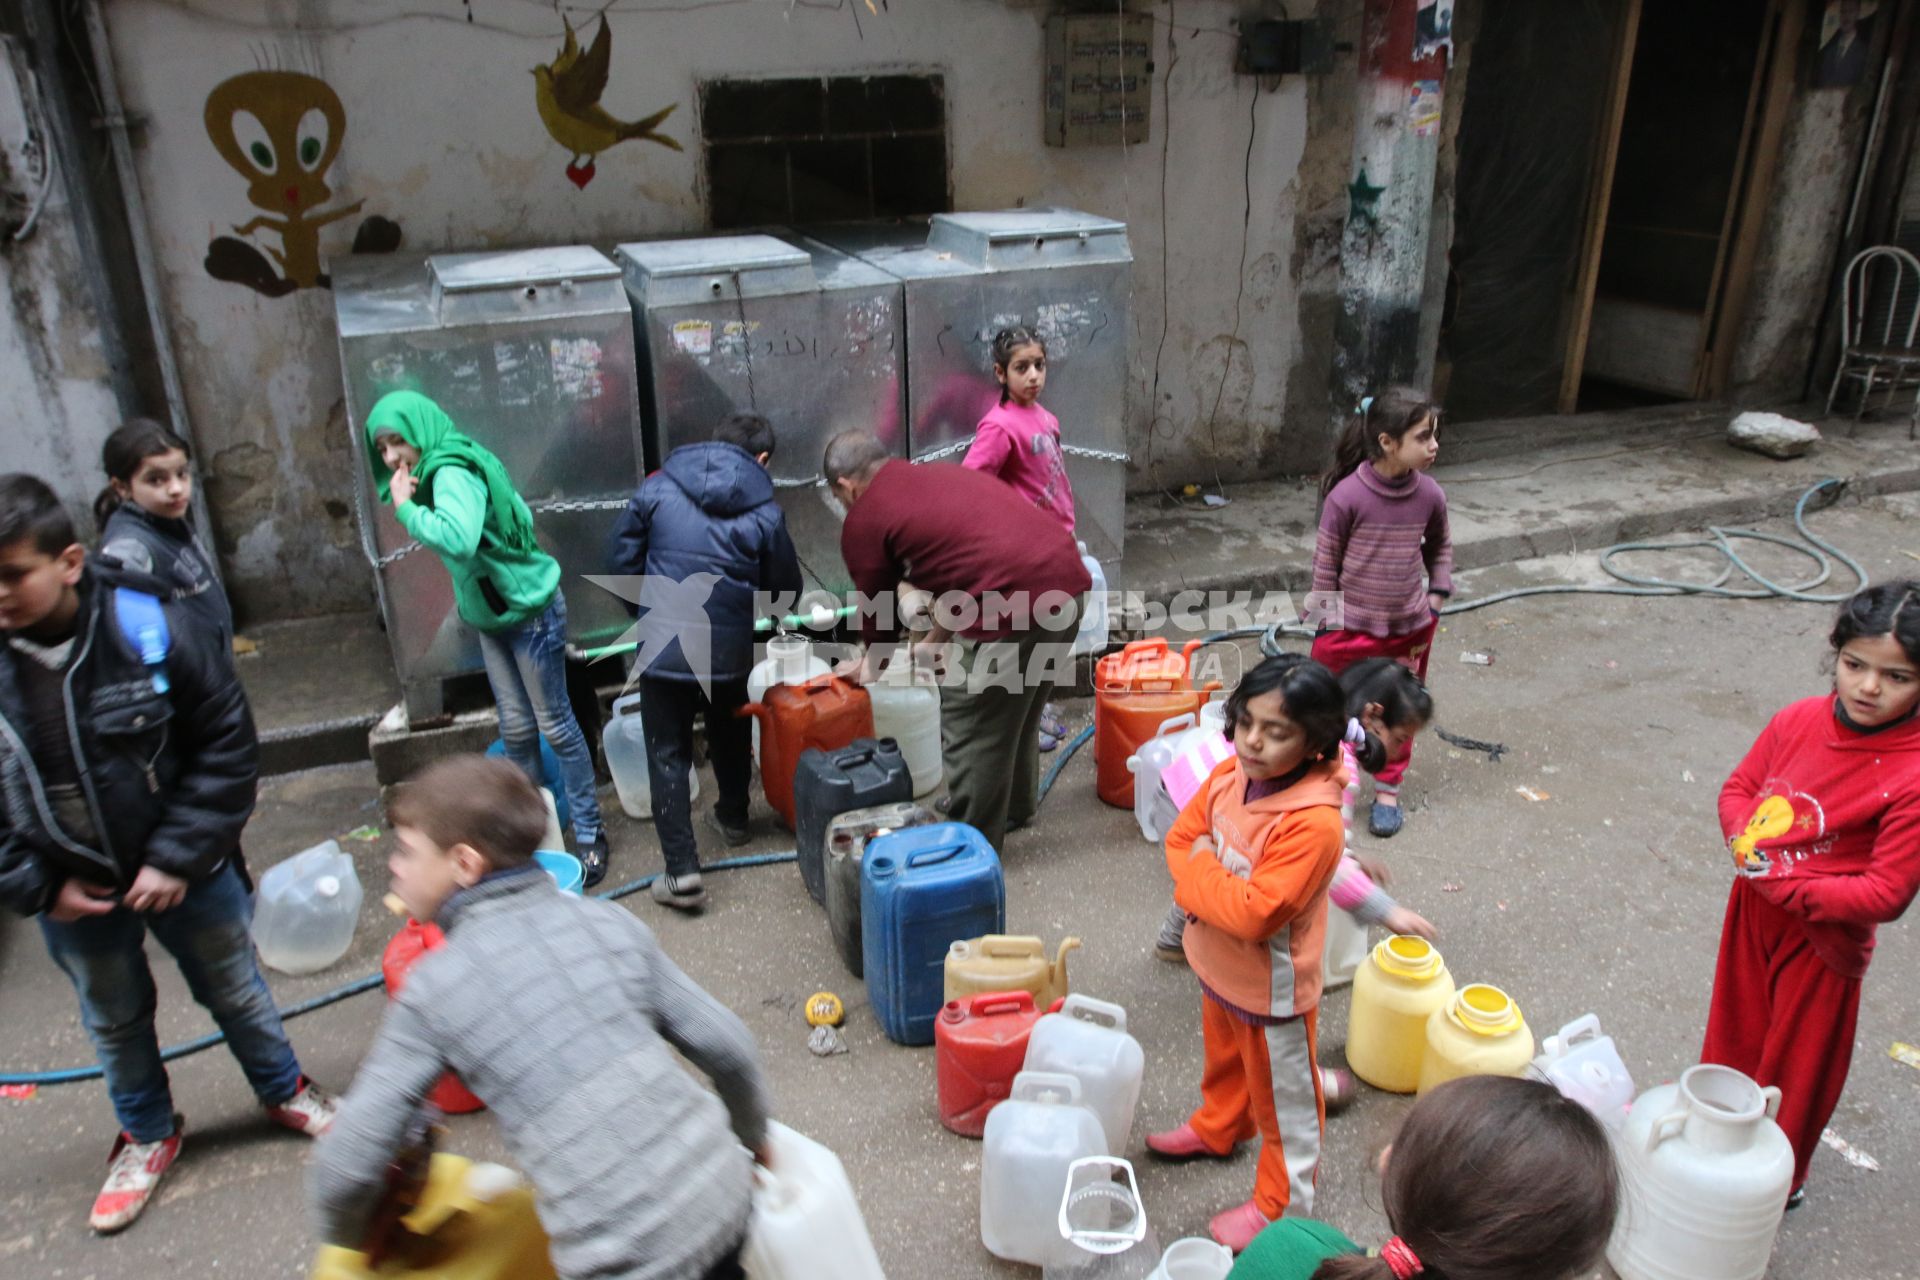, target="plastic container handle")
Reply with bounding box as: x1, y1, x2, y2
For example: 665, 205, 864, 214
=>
1557, 1013, 1603, 1048
1761, 1084, 1782, 1119
981, 936, 1041, 958
969, 991, 1037, 1017
905, 843, 962, 869
735, 702, 770, 727
612, 692, 644, 718
1645, 1107, 1689, 1154
1056, 1156, 1147, 1250
1153, 712, 1198, 739
1061, 993, 1128, 1032
1012, 1071, 1083, 1104
1122, 638, 1167, 657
